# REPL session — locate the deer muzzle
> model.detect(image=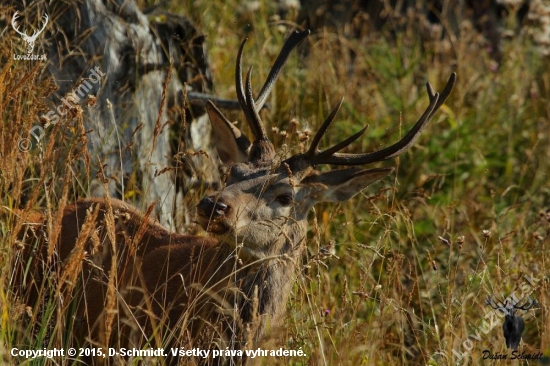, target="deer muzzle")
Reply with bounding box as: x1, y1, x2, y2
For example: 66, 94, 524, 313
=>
197, 196, 232, 234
